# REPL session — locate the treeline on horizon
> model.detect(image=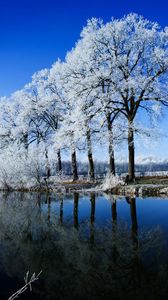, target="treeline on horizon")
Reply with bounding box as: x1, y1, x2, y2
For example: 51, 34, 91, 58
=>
47, 160, 168, 176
